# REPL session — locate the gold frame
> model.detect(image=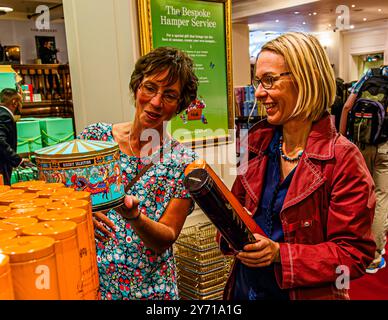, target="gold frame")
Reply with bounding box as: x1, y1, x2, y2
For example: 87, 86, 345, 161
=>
137, 0, 234, 148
